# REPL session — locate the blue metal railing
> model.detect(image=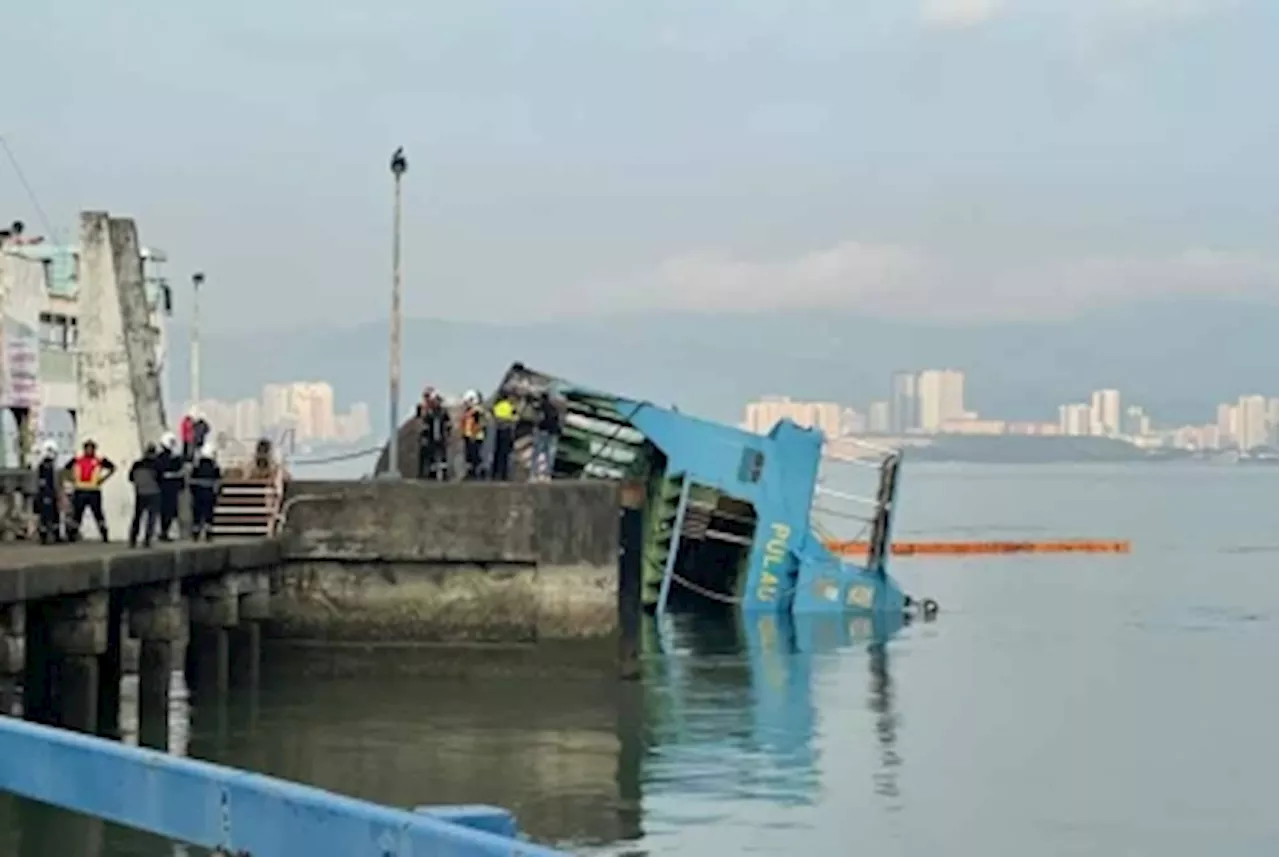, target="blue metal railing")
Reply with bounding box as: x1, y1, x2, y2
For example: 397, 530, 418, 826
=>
0, 715, 568, 856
